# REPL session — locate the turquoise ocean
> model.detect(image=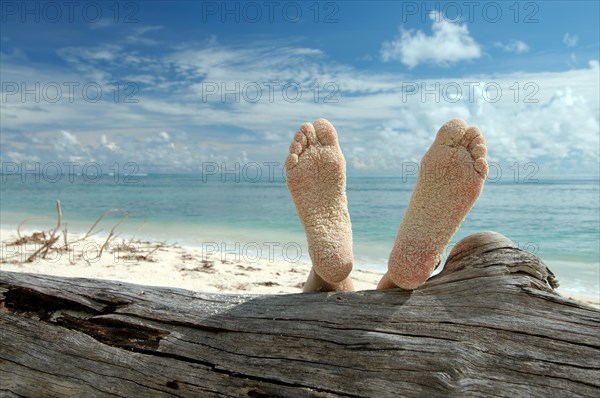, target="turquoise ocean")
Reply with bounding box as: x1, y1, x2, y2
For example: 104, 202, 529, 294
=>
1, 173, 598, 298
